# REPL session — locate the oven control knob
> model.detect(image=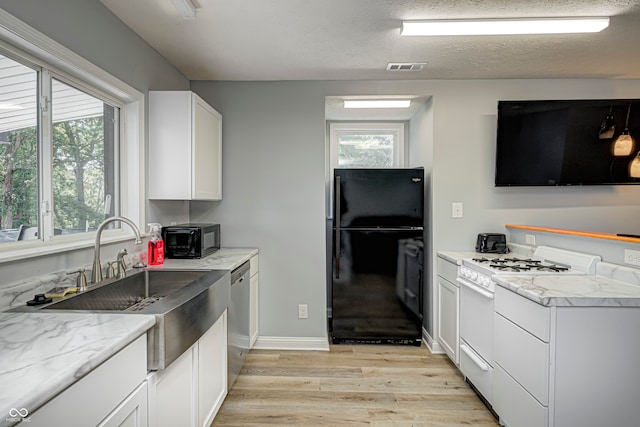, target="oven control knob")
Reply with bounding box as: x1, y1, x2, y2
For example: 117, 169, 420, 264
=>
479, 276, 491, 287
469, 271, 478, 281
